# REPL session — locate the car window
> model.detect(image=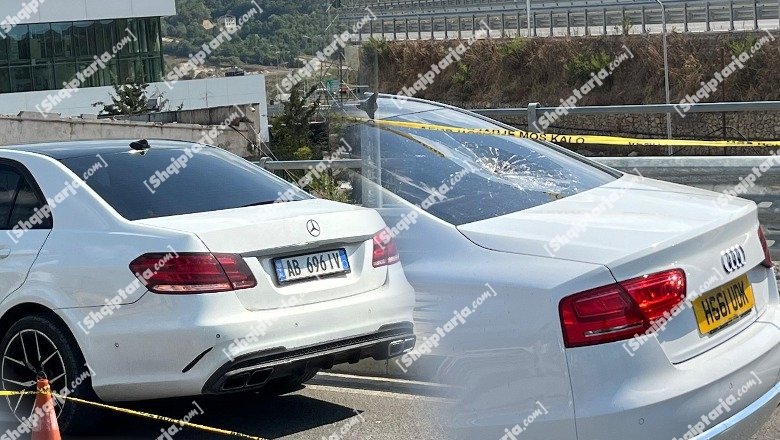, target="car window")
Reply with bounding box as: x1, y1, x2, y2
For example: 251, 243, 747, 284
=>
8, 178, 50, 229
351, 106, 617, 226
0, 164, 50, 230
59, 147, 311, 221
0, 166, 21, 228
